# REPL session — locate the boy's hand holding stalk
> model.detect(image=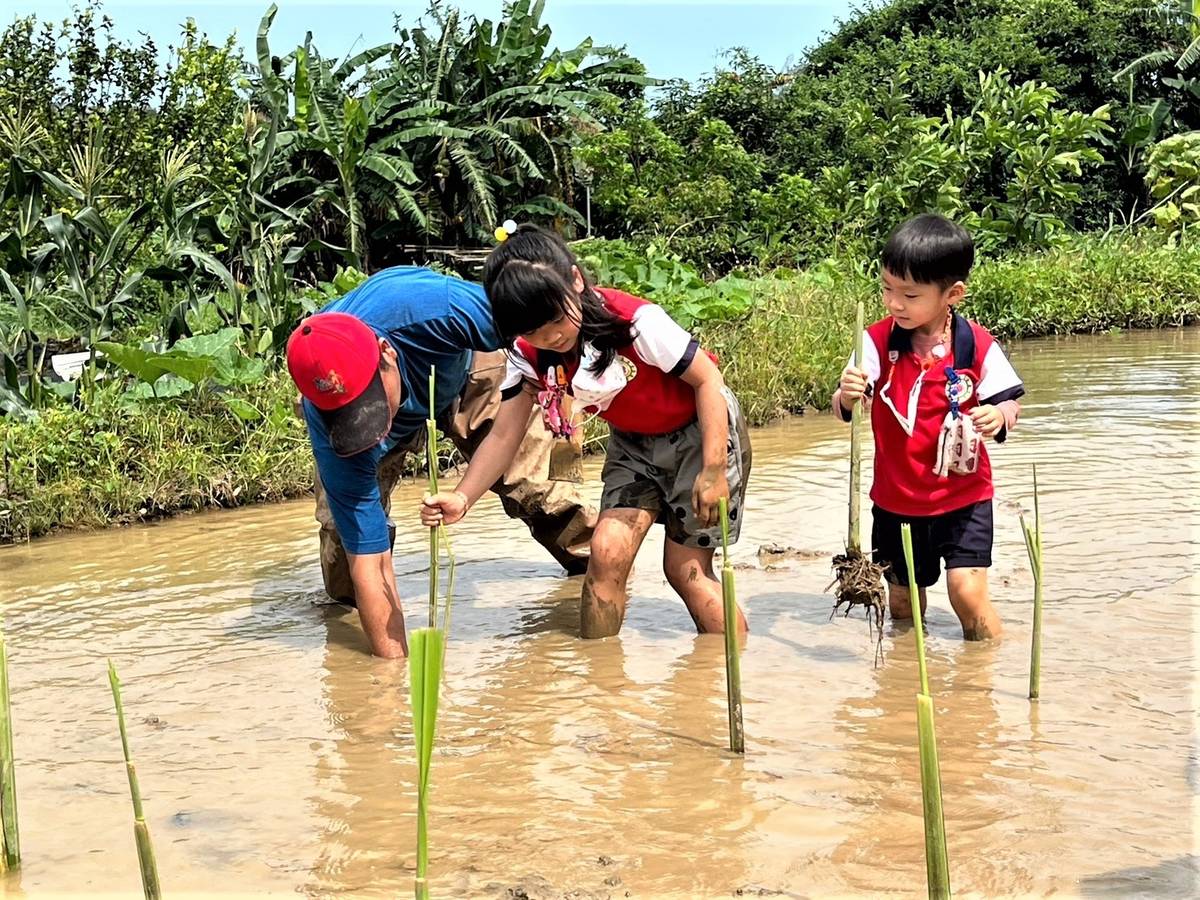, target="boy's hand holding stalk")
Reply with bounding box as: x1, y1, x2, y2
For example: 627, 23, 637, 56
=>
837, 365, 870, 412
